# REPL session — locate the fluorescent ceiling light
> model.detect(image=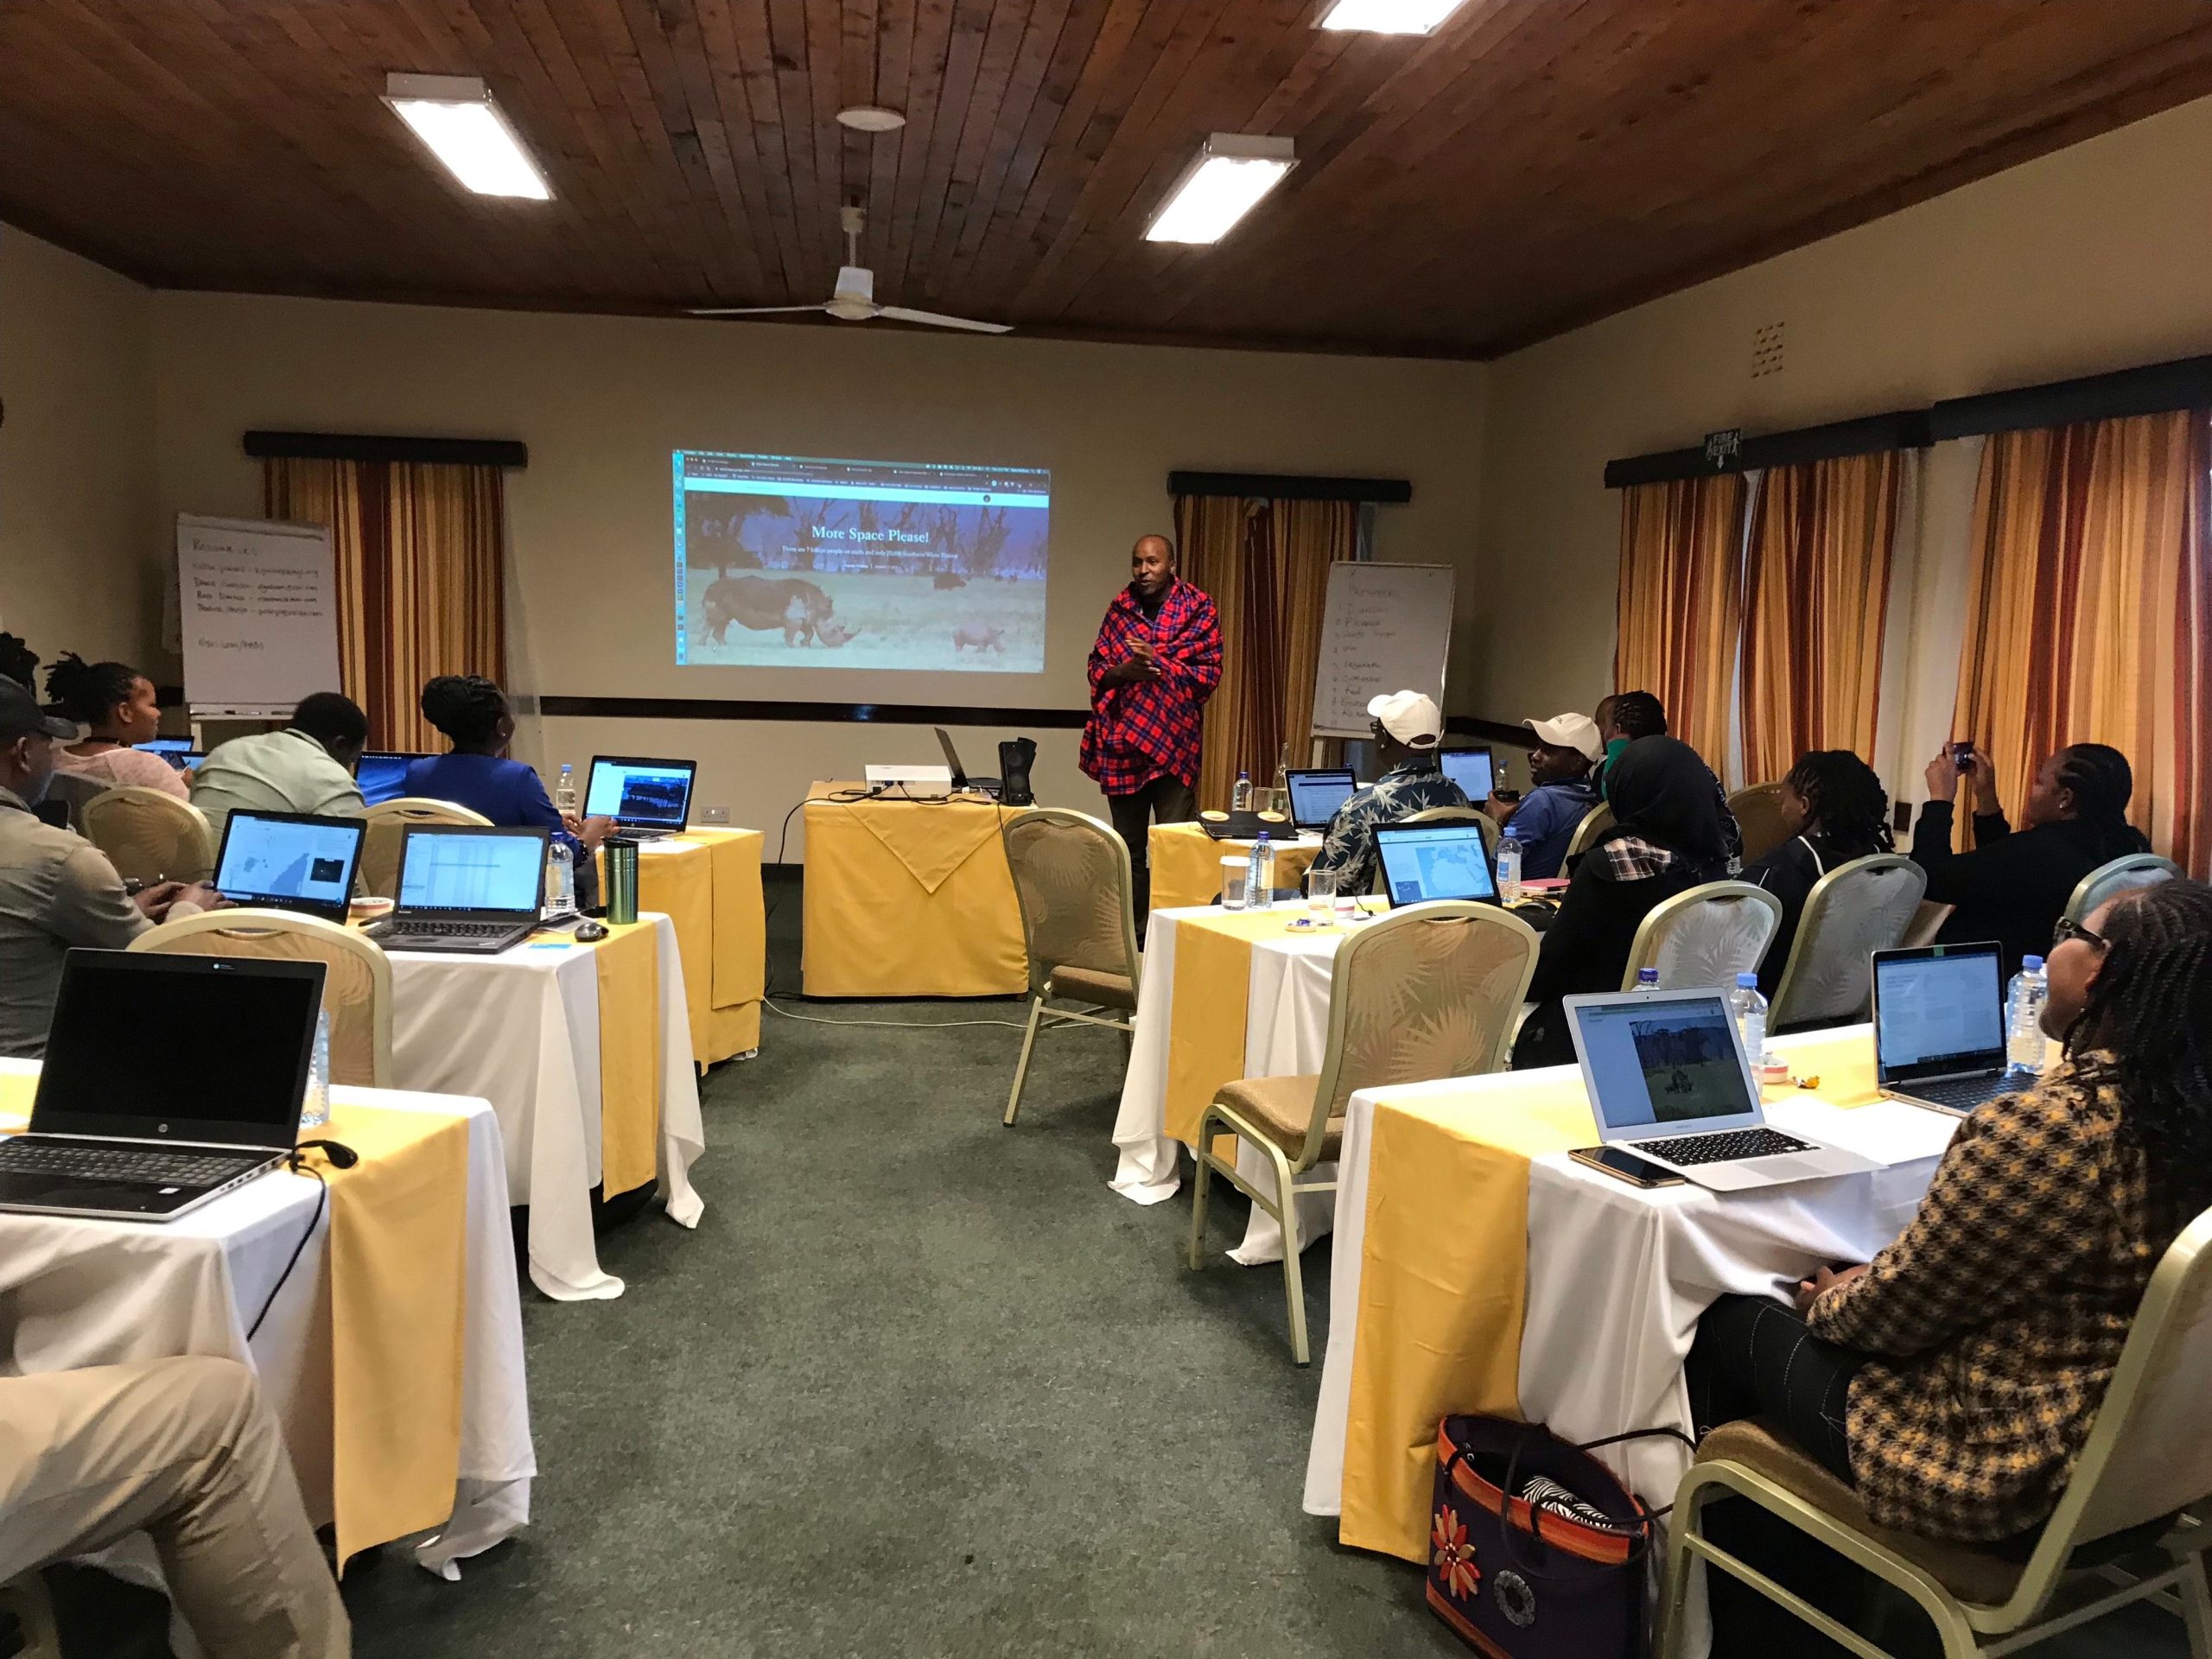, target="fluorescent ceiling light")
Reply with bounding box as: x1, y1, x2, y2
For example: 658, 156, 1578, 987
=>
1144, 134, 1298, 245
1317, 0, 1471, 34
384, 73, 550, 200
